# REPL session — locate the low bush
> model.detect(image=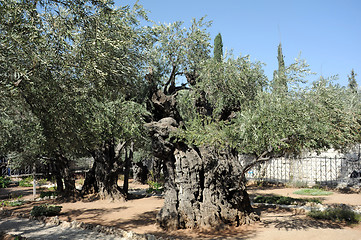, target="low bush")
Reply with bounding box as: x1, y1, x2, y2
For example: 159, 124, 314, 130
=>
147, 180, 163, 194
1, 196, 24, 207
37, 178, 48, 186
40, 191, 57, 198
254, 195, 321, 205
0, 176, 11, 188
19, 176, 33, 187
30, 204, 62, 217
308, 205, 361, 223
